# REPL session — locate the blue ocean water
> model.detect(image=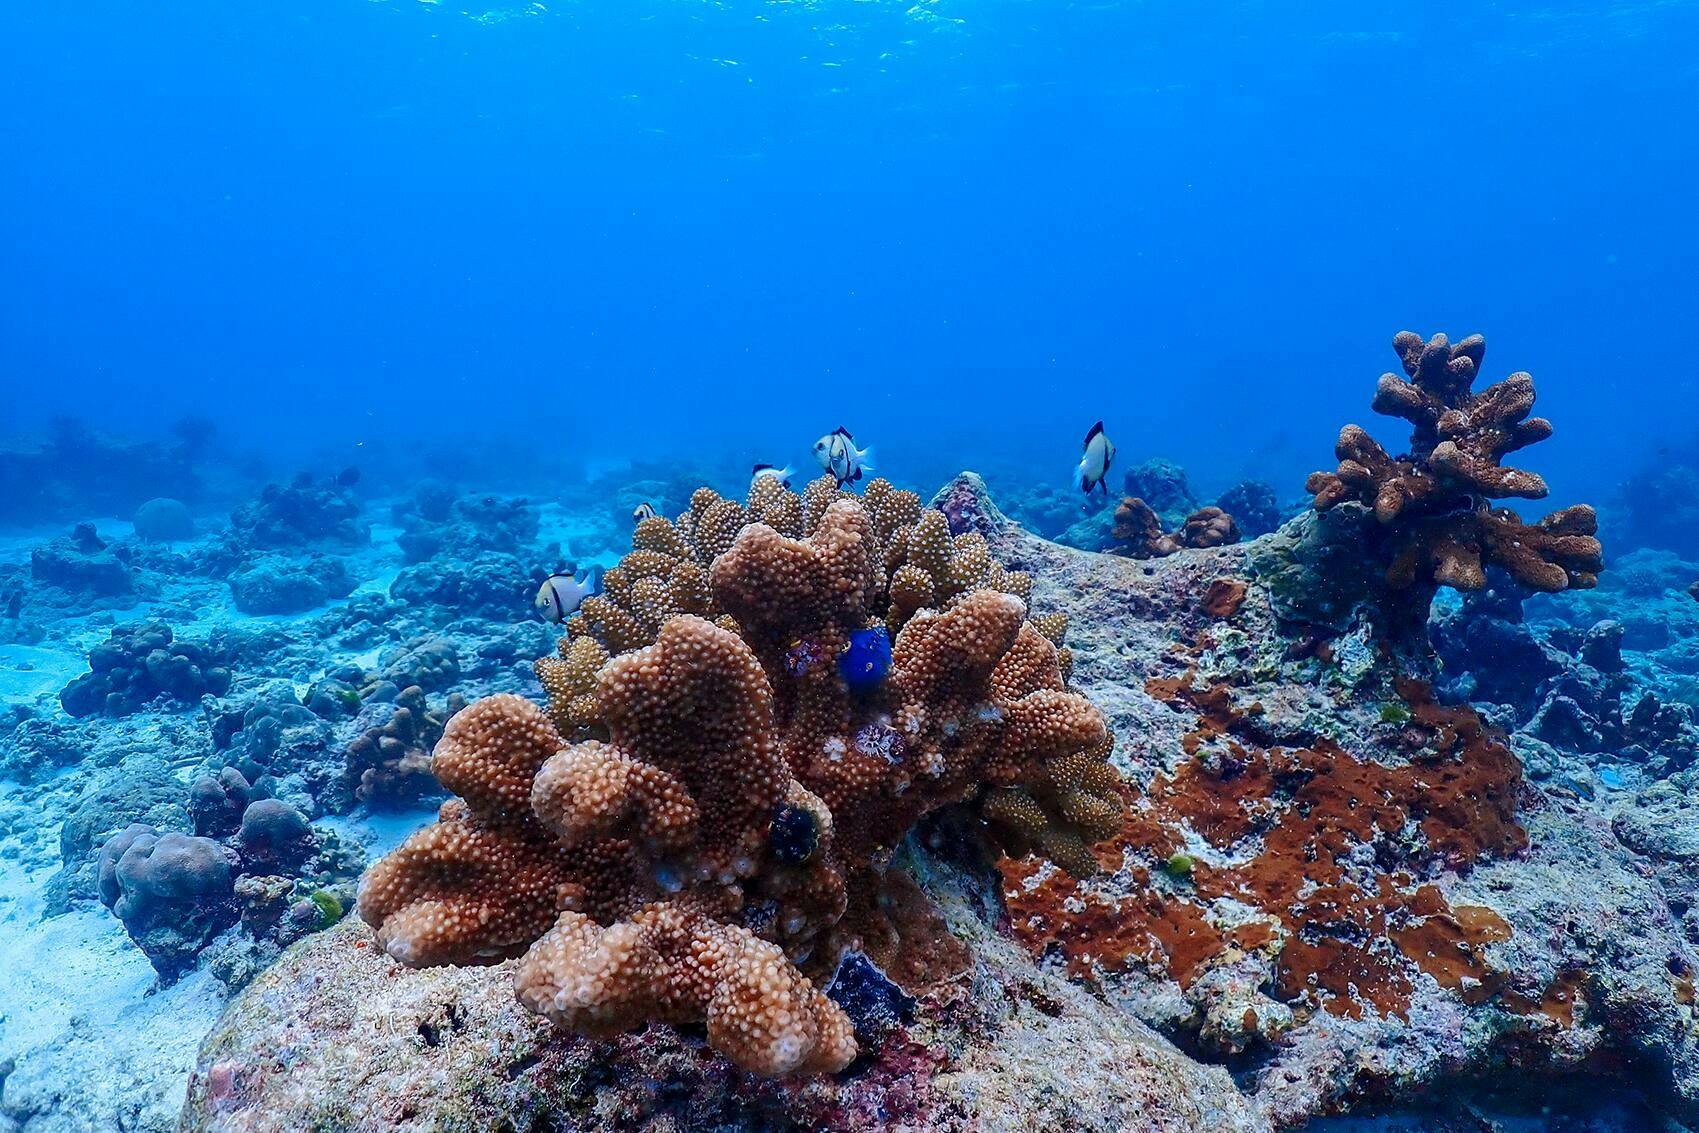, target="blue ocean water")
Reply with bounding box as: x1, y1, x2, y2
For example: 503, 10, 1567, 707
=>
3, 5, 1699, 1132
3, 1, 1694, 500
